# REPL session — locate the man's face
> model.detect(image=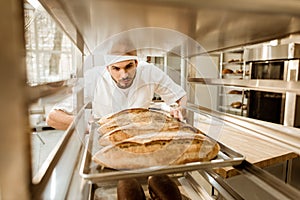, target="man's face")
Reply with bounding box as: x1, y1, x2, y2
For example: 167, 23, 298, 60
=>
107, 59, 137, 89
